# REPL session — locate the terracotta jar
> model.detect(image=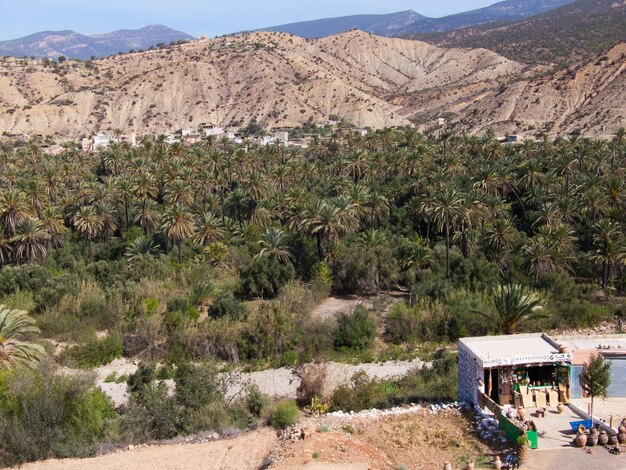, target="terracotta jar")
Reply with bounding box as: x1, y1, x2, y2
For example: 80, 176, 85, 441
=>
608, 433, 618, 445
598, 430, 609, 446
575, 432, 587, 447
618, 432, 626, 445
556, 402, 565, 414
587, 432, 598, 447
